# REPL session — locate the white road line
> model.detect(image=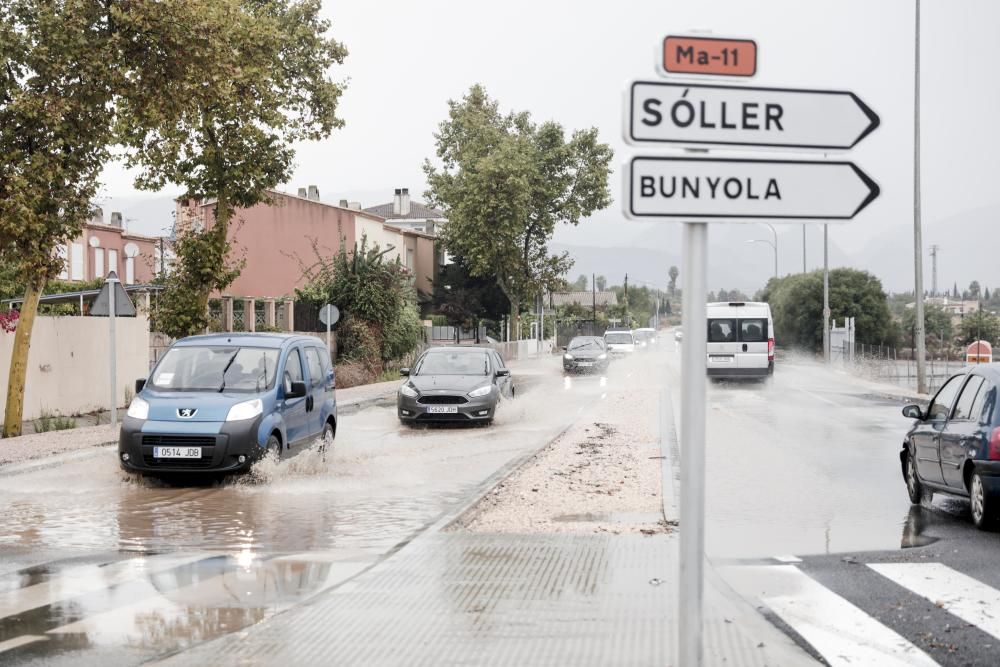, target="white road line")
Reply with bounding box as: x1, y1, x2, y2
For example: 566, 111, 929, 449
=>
0, 553, 213, 619
752, 565, 938, 667
0, 635, 48, 654
795, 386, 841, 407
869, 562, 1000, 640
